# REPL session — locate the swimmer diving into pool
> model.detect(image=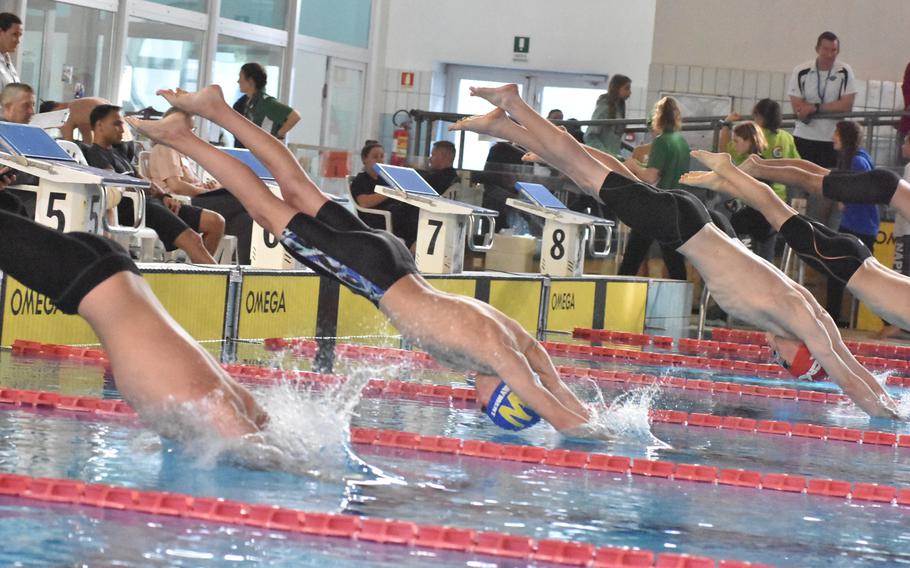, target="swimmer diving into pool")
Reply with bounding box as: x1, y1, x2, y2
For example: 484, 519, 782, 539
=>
736, 154, 910, 221
0, 182, 267, 439
680, 152, 910, 343
126, 86, 590, 434
448, 83, 899, 419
